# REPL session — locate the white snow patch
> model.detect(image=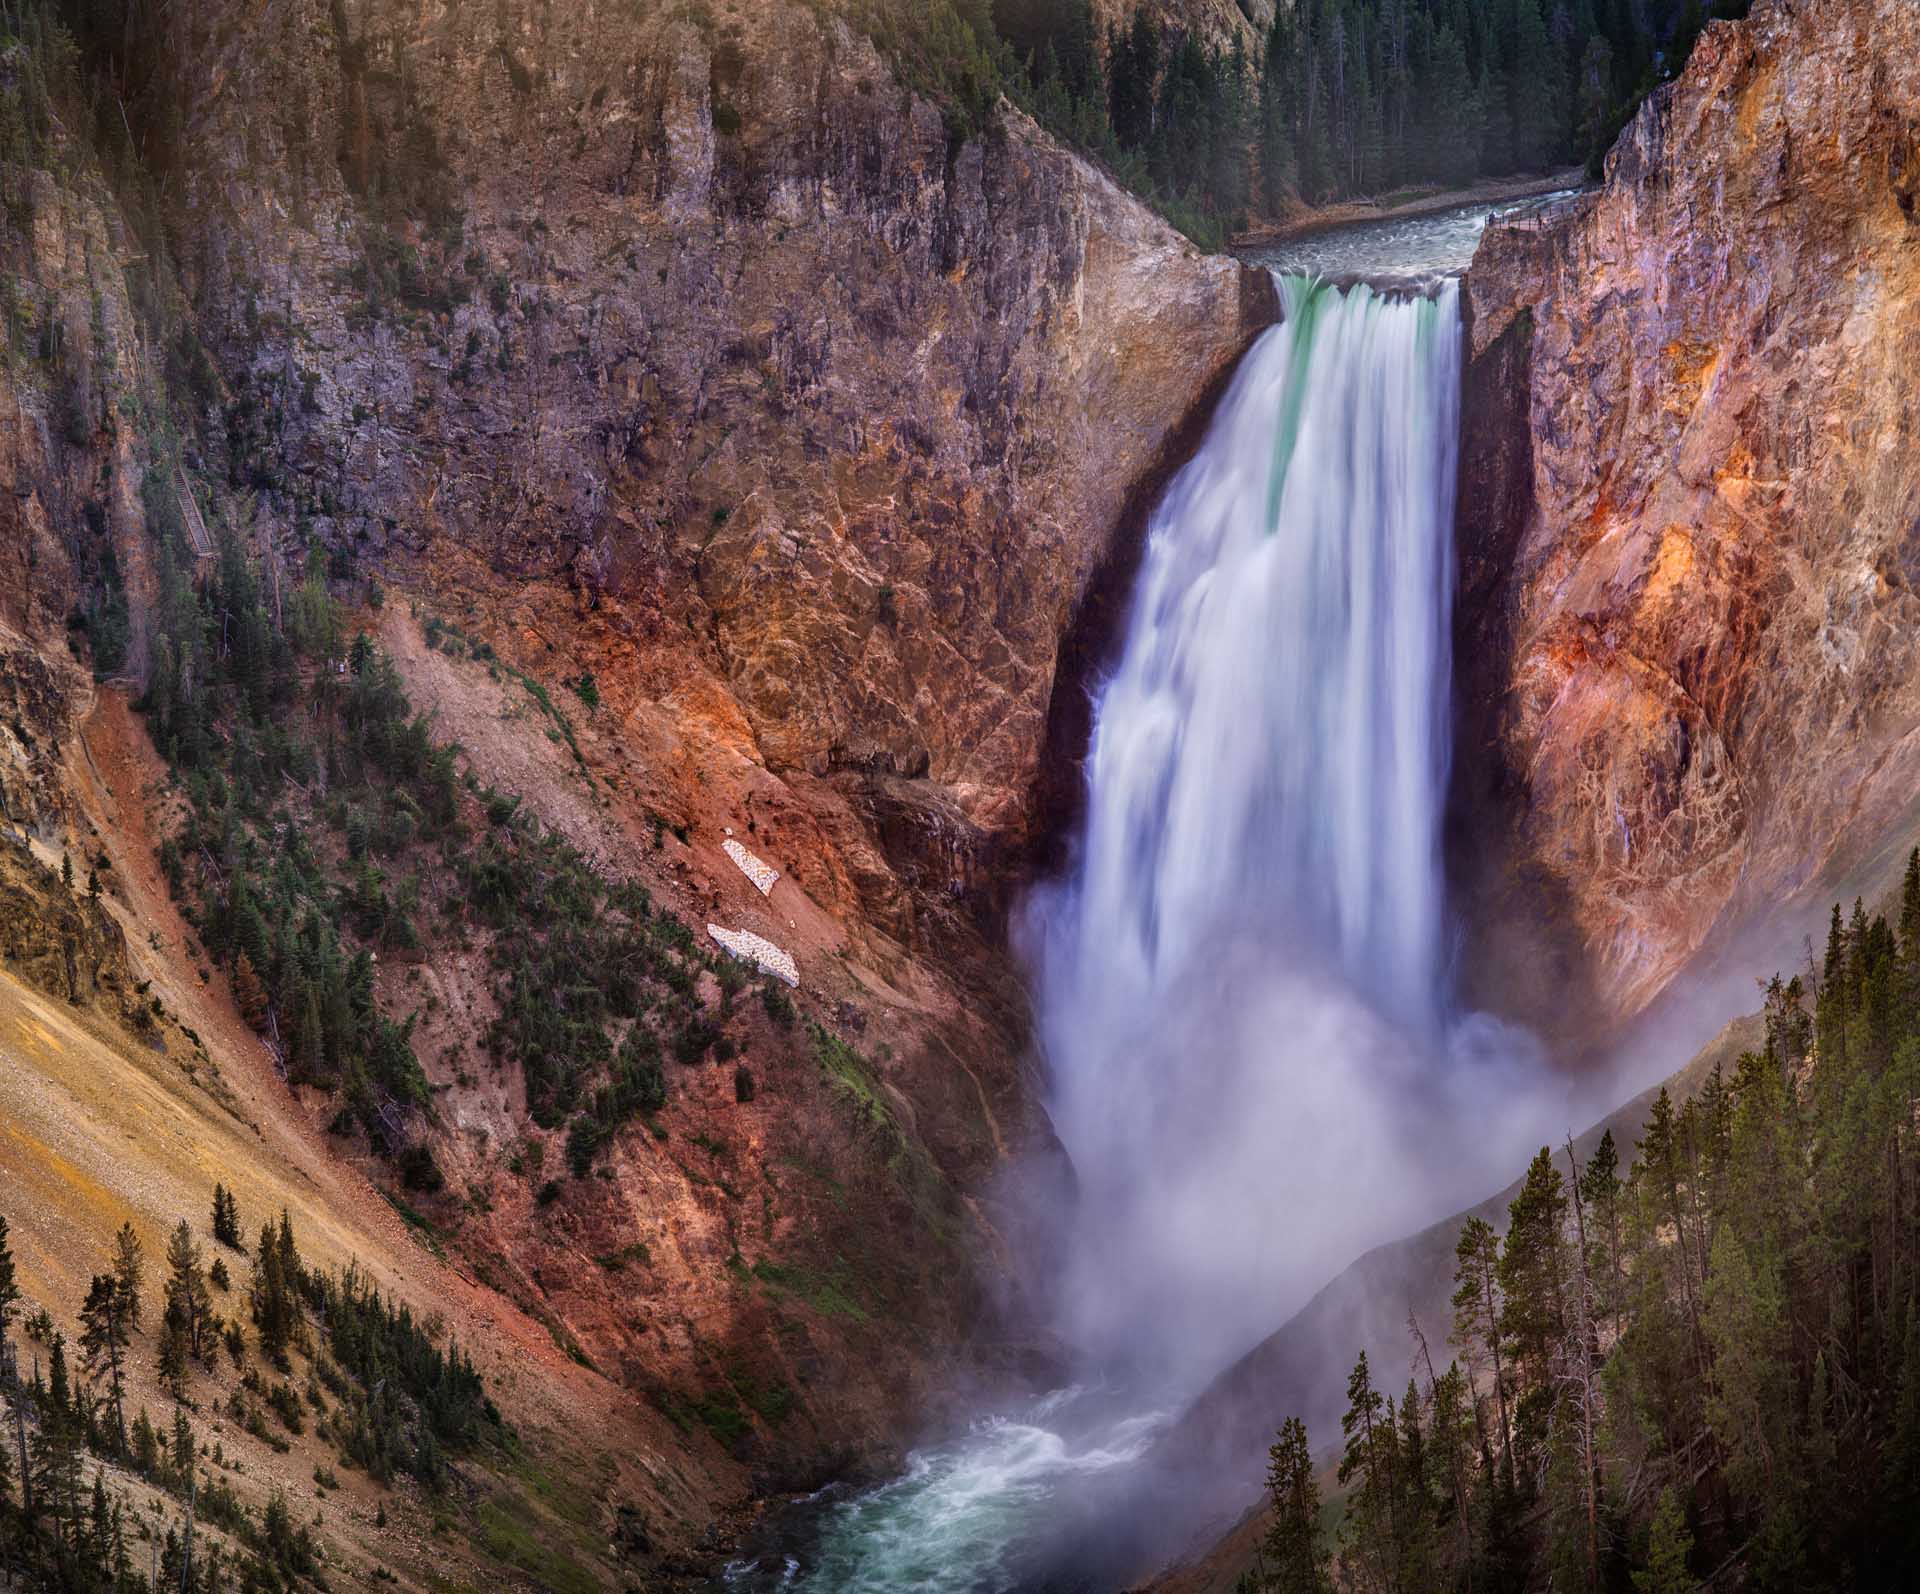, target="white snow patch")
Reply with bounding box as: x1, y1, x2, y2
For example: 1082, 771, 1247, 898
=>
708, 924, 799, 988
723, 838, 780, 895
